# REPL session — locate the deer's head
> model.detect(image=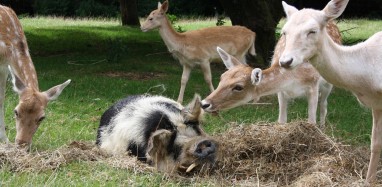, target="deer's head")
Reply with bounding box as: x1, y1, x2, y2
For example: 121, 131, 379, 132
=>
279, 0, 349, 69
202, 47, 258, 113
141, 1, 169, 32
10, 69, 70, 147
